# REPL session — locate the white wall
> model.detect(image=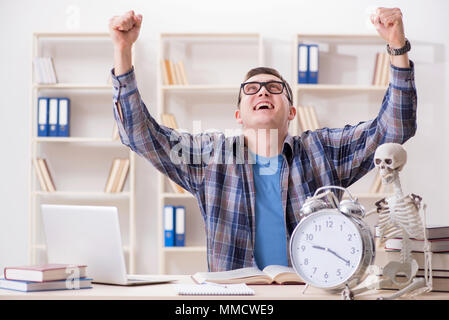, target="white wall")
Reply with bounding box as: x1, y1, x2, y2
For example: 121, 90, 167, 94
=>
1, 0, 448, 274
